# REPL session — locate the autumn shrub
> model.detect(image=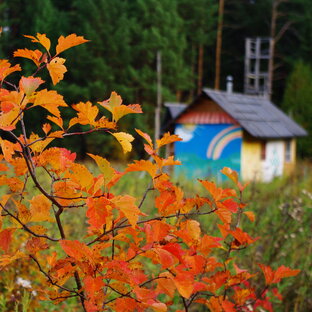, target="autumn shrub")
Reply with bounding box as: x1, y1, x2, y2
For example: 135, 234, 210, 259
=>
0, 33, 301, 312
